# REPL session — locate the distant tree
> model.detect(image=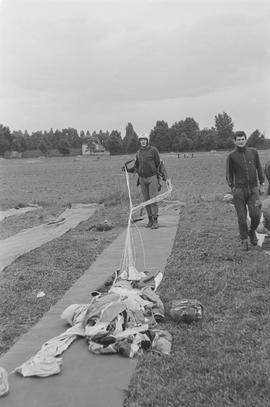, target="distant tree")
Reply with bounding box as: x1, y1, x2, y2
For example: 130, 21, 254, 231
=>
0, 124, 12, 154
150, 121, 170, 152
170, 118, 200, 150
107, 130, 123, 155
61, 128, 81, 148
92, 131, 98, 139
39, 139, 49, 155
171, 135, 182, 152
215, 112, 234, 149
97, 130, 110, 150
10, 130, 27, 152
123, 123, 140, 154
23, 130, 31, 149
0, 137, 10, 154
170, 122, 185, 141
26, 130, 45, 150
247, 129, 265, 148
54, 129, 63, 147
10, 138, 23, 152
196, 128, 217, 151
178, 133, 193, 152
260, 138, 270, 149
182, 117, 200, 141
57, 139, 70, 155
80, 130, 85, 139
44, 128, 55, 149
